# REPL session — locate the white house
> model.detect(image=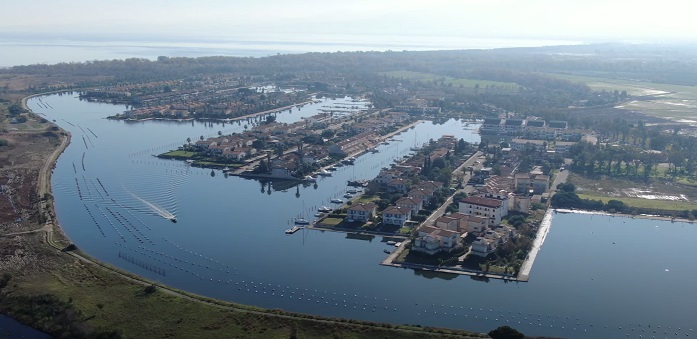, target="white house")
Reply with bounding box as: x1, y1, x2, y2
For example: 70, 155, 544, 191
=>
382, 206, 412, 226
395, 197, 423, 215
387, 179, 410, 194
408, 188, 434, 203
458, 196, 507, 226
346, 203, 377, 223
413, 226, 462, 255
471, 237, 496, 257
